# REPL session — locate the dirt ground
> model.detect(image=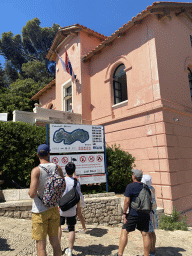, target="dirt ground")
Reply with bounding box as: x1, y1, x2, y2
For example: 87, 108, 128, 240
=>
0, 217, 192, 256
